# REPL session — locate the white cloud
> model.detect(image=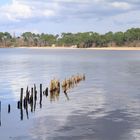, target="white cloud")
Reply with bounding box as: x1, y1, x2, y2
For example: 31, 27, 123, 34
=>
0, 0, 136, 22
0, 0, 32, 21
0, 0, 139, 34
111, 2, 132, 10
43, 10, 55, 17
0, 0, 59, 22
54, 0, 90, 3
53, 0, 104, 3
